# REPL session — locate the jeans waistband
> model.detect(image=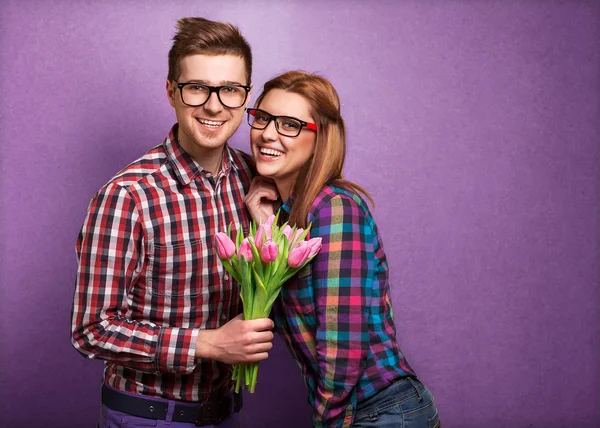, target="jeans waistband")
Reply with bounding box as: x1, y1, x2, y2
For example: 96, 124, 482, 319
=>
357, 376, 422, 410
